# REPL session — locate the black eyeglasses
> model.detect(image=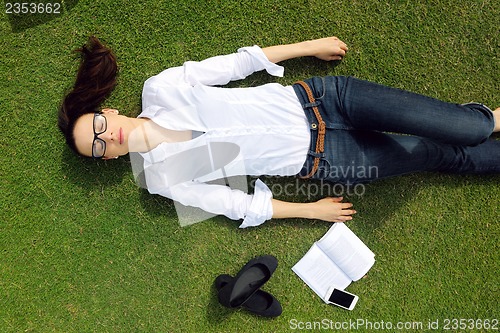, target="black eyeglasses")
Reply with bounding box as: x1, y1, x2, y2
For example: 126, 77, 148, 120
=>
92, 113, 107, 158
